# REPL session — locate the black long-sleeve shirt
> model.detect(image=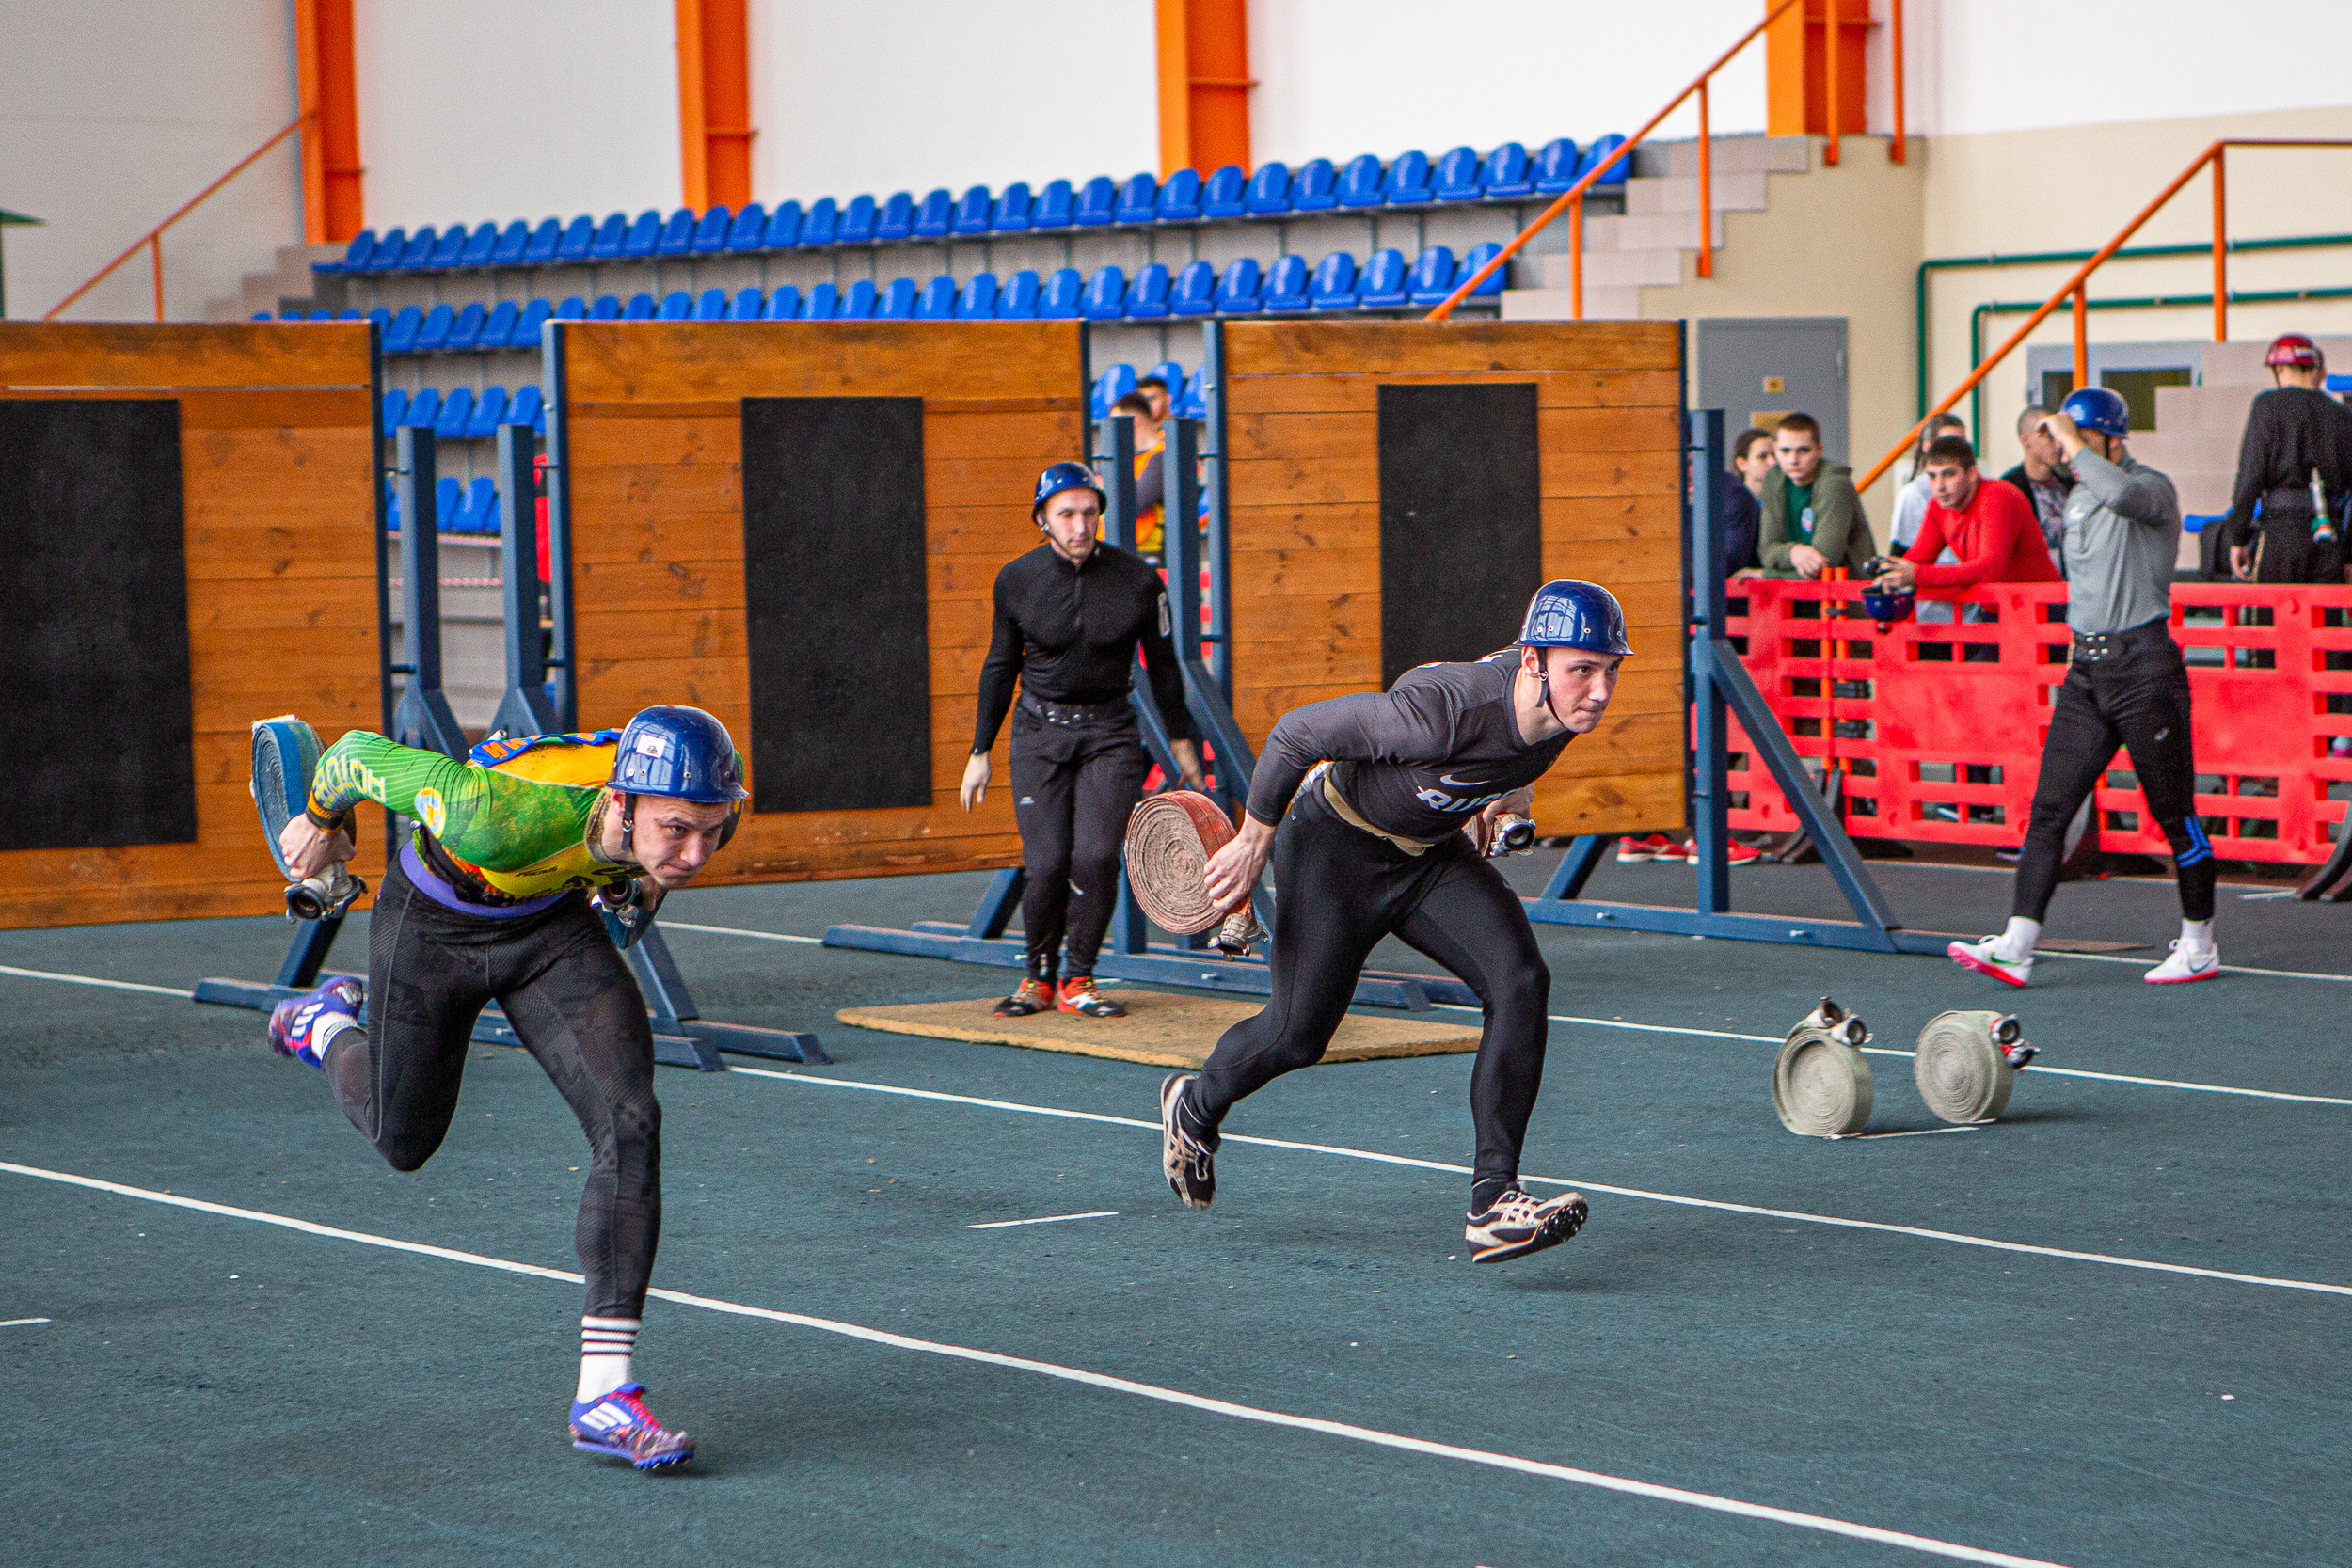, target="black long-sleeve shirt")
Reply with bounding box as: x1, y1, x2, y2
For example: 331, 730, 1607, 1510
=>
972, 541, 1196, 753
1247, 651, 1574, 840
2225, 386, 2352, 546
